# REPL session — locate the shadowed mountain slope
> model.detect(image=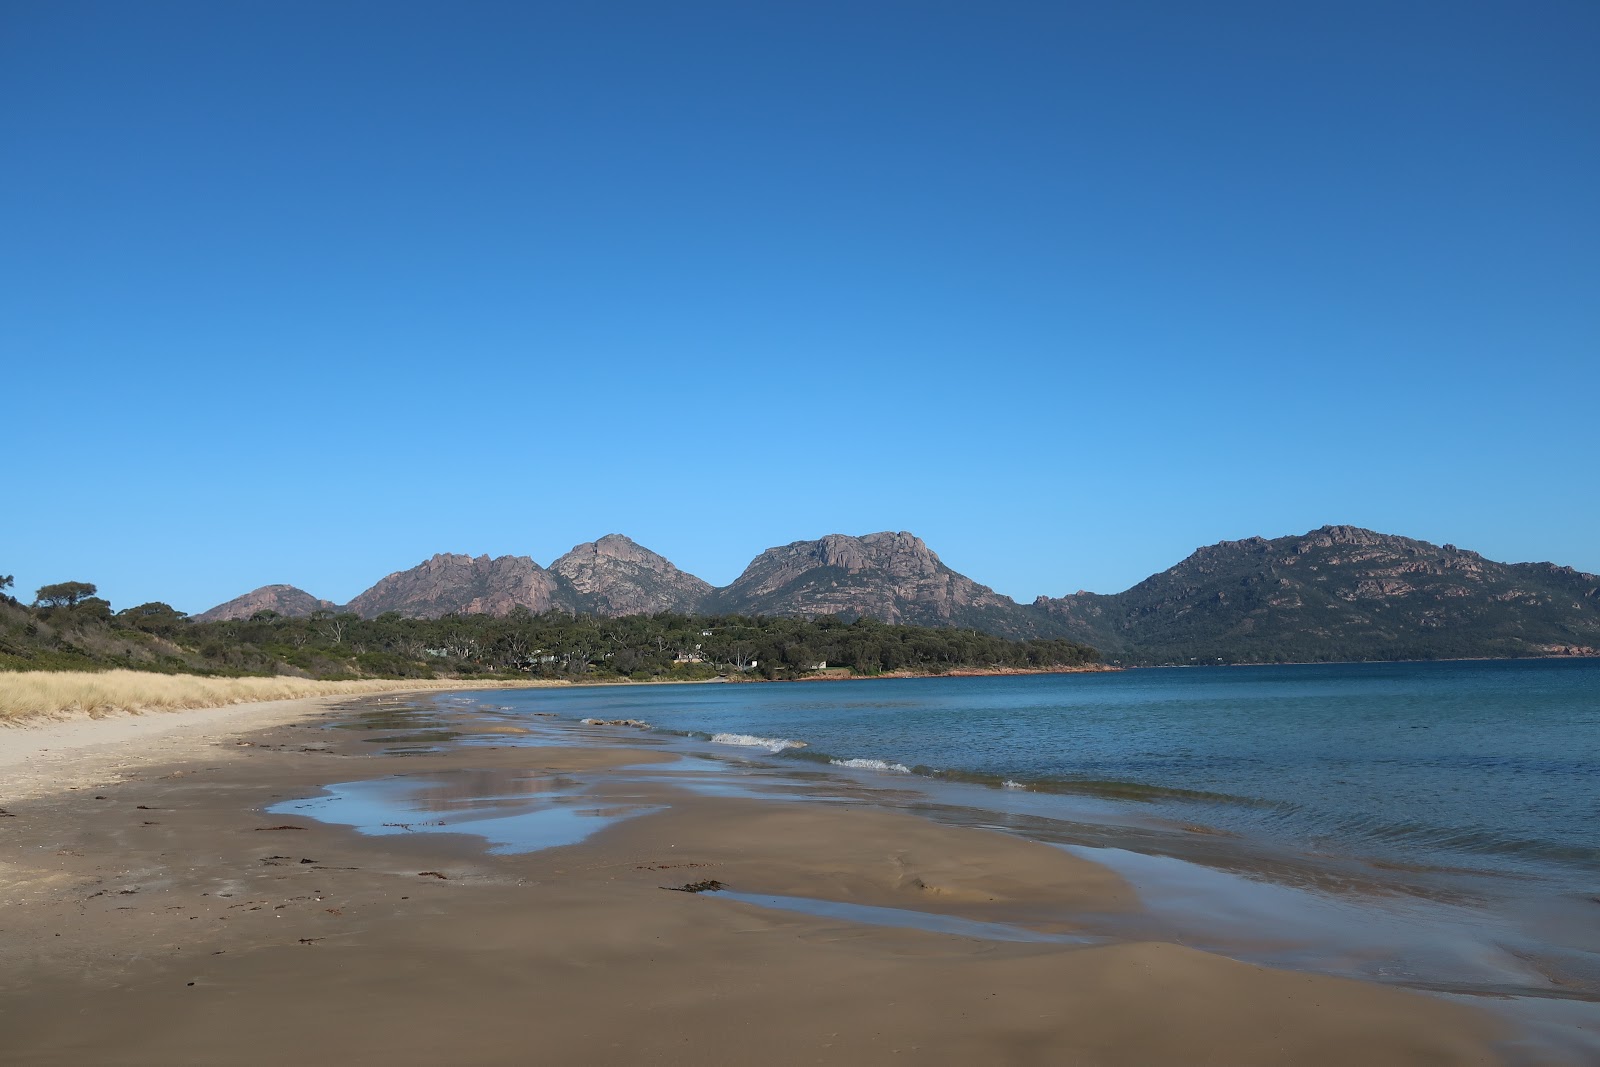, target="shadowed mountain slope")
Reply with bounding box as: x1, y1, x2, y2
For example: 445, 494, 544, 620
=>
1034, 525, 1600, 662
